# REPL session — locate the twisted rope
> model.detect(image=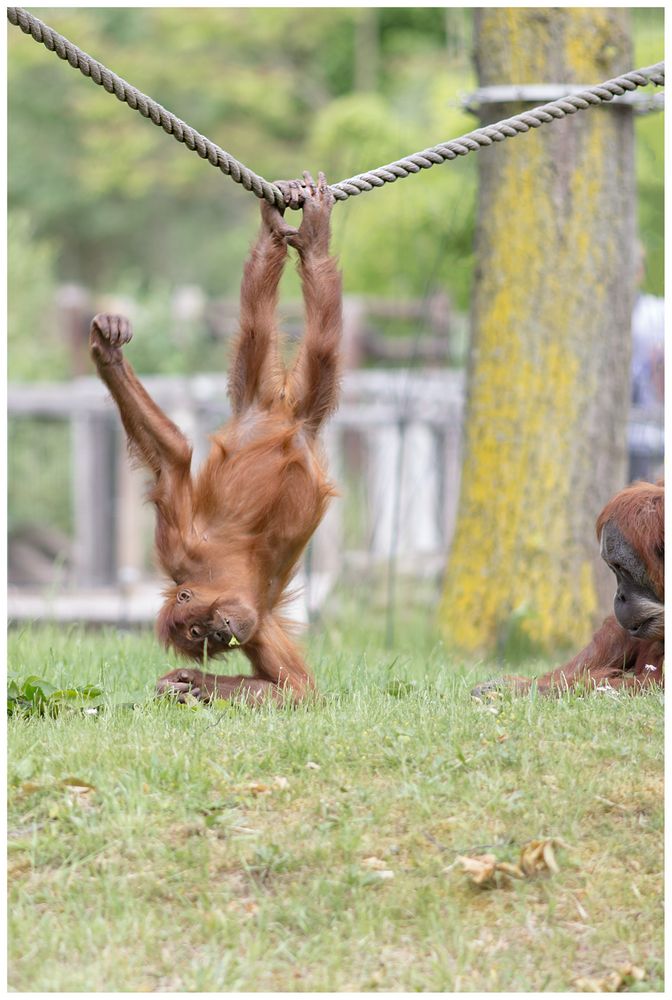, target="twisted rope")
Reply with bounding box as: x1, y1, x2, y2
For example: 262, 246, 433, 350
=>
8, 6, 665, 207
7, 5, 286, 207
332, 62, 665, 201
